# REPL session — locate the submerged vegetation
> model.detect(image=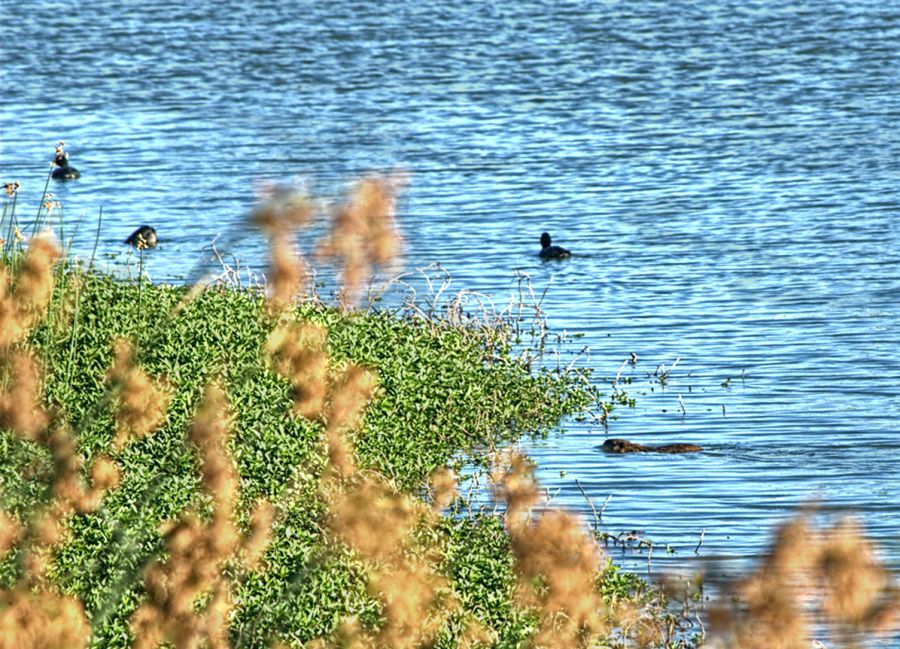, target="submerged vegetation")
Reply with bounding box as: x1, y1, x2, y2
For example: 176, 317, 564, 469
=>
1, 158, 898, 648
